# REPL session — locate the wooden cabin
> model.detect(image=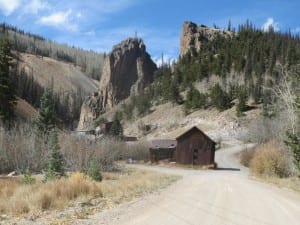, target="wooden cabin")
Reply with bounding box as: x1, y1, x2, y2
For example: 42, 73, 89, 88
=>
149, 126, 215, 165
175, 126, 215, 165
